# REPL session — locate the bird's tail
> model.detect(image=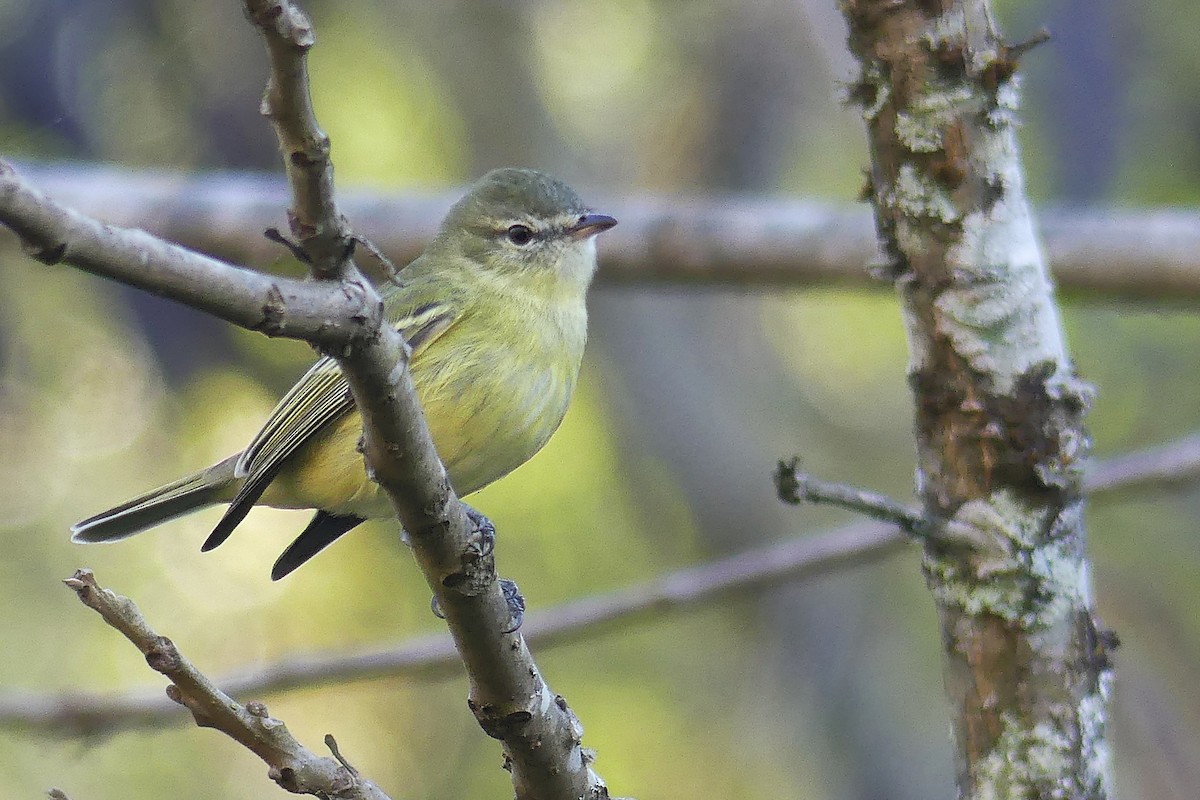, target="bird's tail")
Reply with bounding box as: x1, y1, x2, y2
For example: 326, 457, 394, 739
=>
71, 455, 240, 543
